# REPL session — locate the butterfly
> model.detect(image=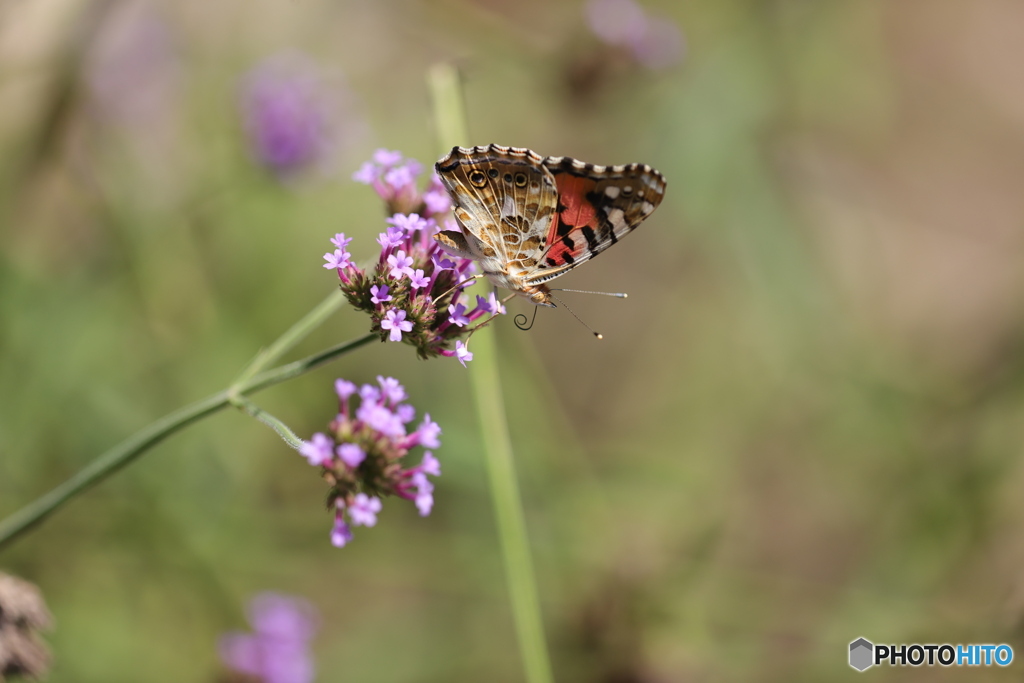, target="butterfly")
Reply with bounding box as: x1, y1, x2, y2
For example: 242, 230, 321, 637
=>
433, 144, 666, 307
